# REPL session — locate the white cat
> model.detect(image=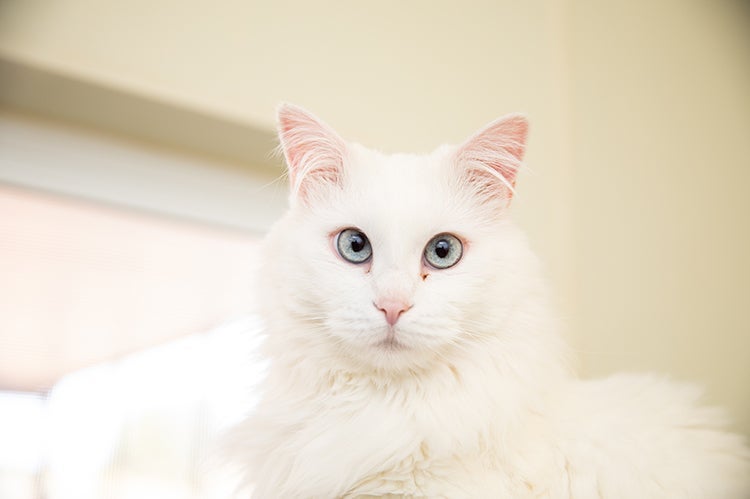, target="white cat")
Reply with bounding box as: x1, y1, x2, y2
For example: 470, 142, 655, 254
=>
228, 104, 750, 498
